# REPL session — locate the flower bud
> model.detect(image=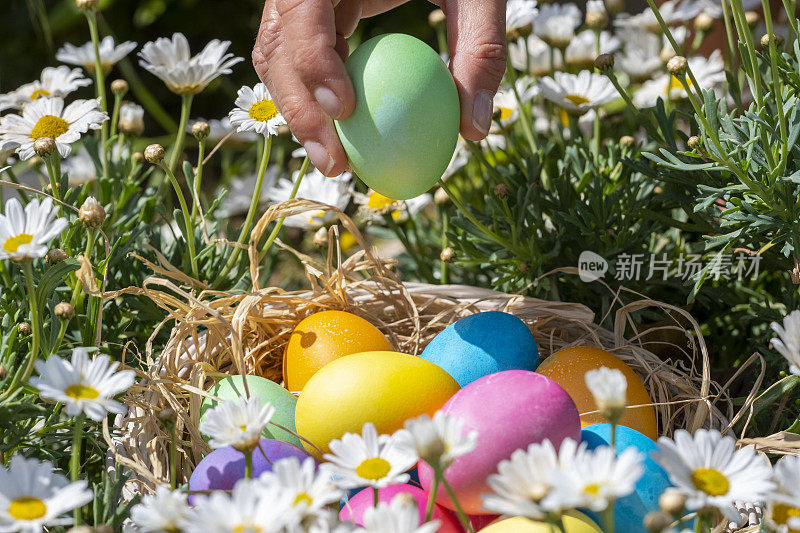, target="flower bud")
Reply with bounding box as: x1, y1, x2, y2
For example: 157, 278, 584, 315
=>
46, 248, 68, 264
67, 526, 95, 533
660, 46, 677, 64
604, 0, 625, 15
659, 488, 687, 515
434, 187, 450, 206
761, 33, 784, 49
644, 511, 672, 532
0, 365, 7, 380
75, 0, 99, 10
158, 408, 176, 425
519, 261, 530, 273
132, 152, 145, 164
33, 137, 56, 157
79, 196, 106, 227
494, 183, 509, 199
666, 55, 688, 77
94, 525, 114, 533
192, 121, 211, 141
111, 79, 129, 96
55, 302, 75, 321
119, 102, 145, 136
313, 226, 329, 247
694, 12, 714, 32
586, 1, 609, 30
745, 11, 760, 27
594, 53, 615, 71
428, 8, 446, 27
440, 247, 455, 263
144, 144, 165, 164
620, 135, 635, 147
18, 322, 31, 336
687, 135, 701, 150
